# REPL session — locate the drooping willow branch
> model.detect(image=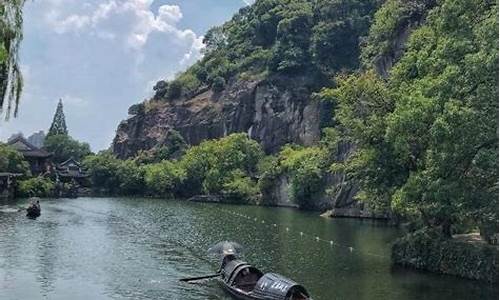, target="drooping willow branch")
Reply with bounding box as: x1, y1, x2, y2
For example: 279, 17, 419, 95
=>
0, 0, 25, 120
